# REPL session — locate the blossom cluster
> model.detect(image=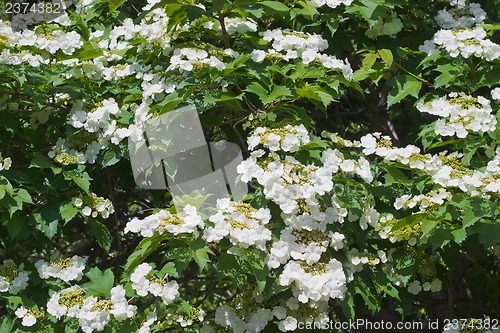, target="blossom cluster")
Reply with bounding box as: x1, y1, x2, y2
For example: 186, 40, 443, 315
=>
394, 188, 452, 212
247, 124, 310, 152
417, 92, 496, 138
35, 255, 86, 282
125, 204, 204, 237
360, 132, 500, 196
72, 194, 115, 219
45, 283, 137, 332
252, 29, 353, 80
420, 1, 500, 61
0, 259, 29, 294
203, 198, 272, 250
130, 263, 179, 305
435, 1, 486, 29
